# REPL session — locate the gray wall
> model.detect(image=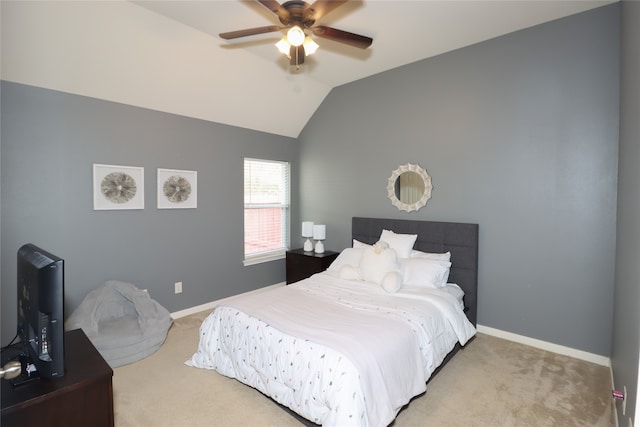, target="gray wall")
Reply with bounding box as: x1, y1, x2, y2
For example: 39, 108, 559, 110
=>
0, 82, 299, 343
0, 2, 627, 366
298, 5, 620, 357
612, 1, 640, 424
